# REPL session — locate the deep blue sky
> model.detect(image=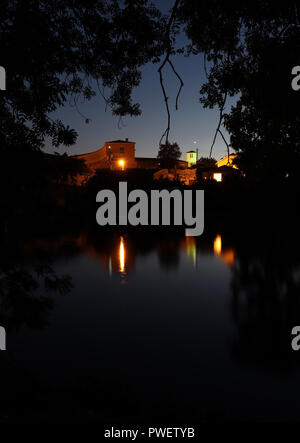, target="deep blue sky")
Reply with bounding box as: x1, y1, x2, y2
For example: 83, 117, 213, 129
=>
46, 0, 232, 161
